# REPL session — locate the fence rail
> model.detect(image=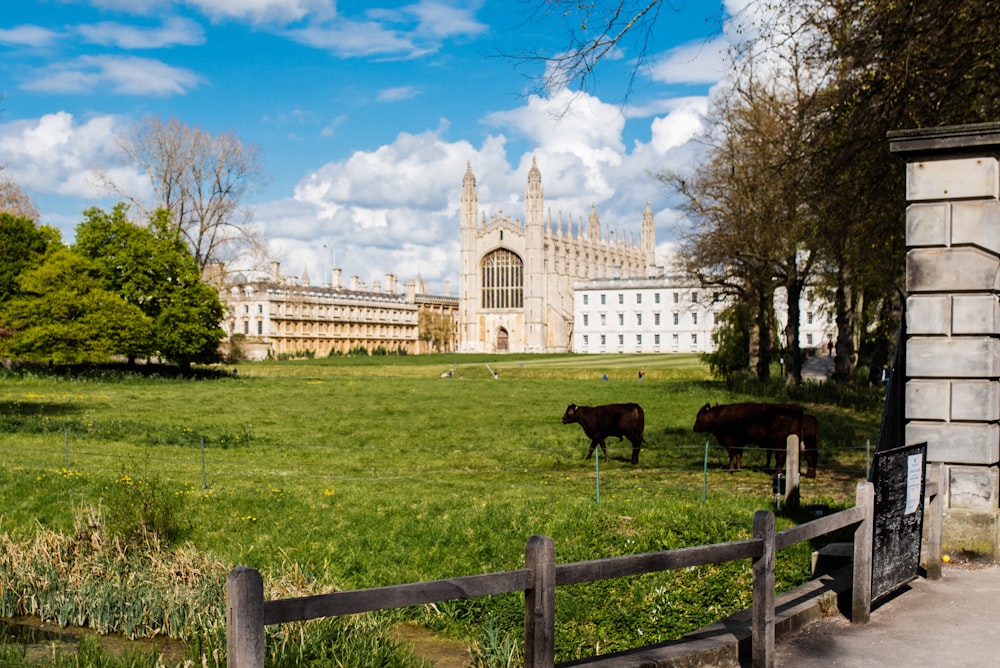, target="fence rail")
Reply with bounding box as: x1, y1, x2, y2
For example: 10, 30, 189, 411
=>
228, 481, 876, 668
